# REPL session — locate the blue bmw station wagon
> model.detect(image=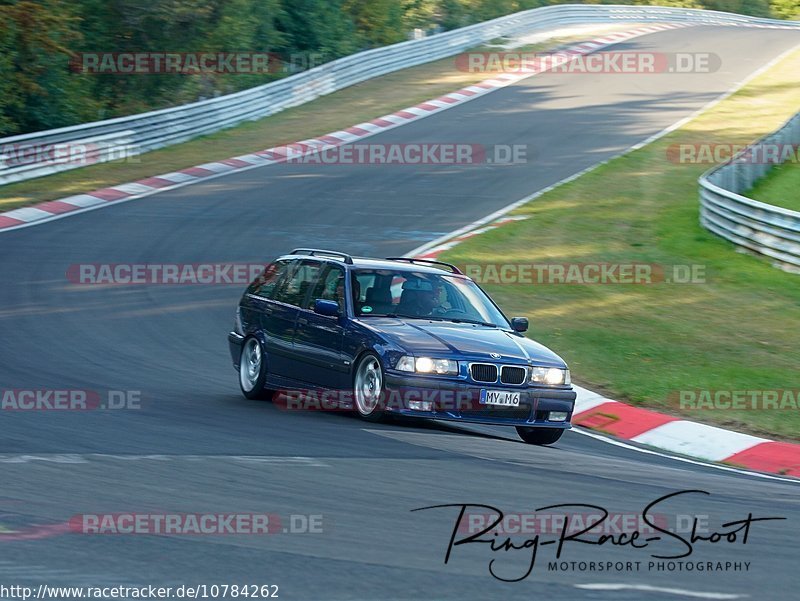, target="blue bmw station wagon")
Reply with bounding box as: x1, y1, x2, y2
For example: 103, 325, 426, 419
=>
228, 249, 576, 445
